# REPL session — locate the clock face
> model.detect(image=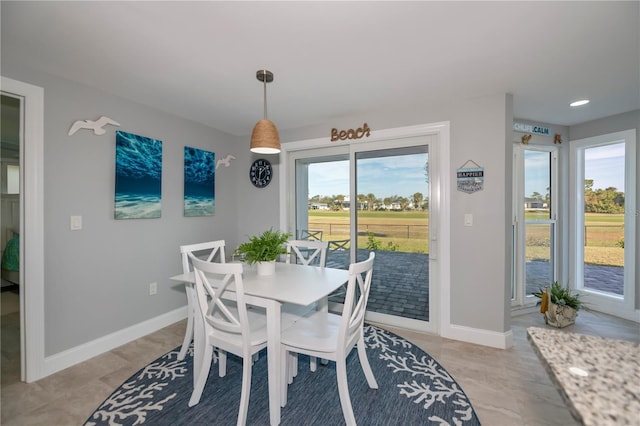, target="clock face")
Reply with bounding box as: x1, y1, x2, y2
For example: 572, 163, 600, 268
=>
249, 159, 273, 188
